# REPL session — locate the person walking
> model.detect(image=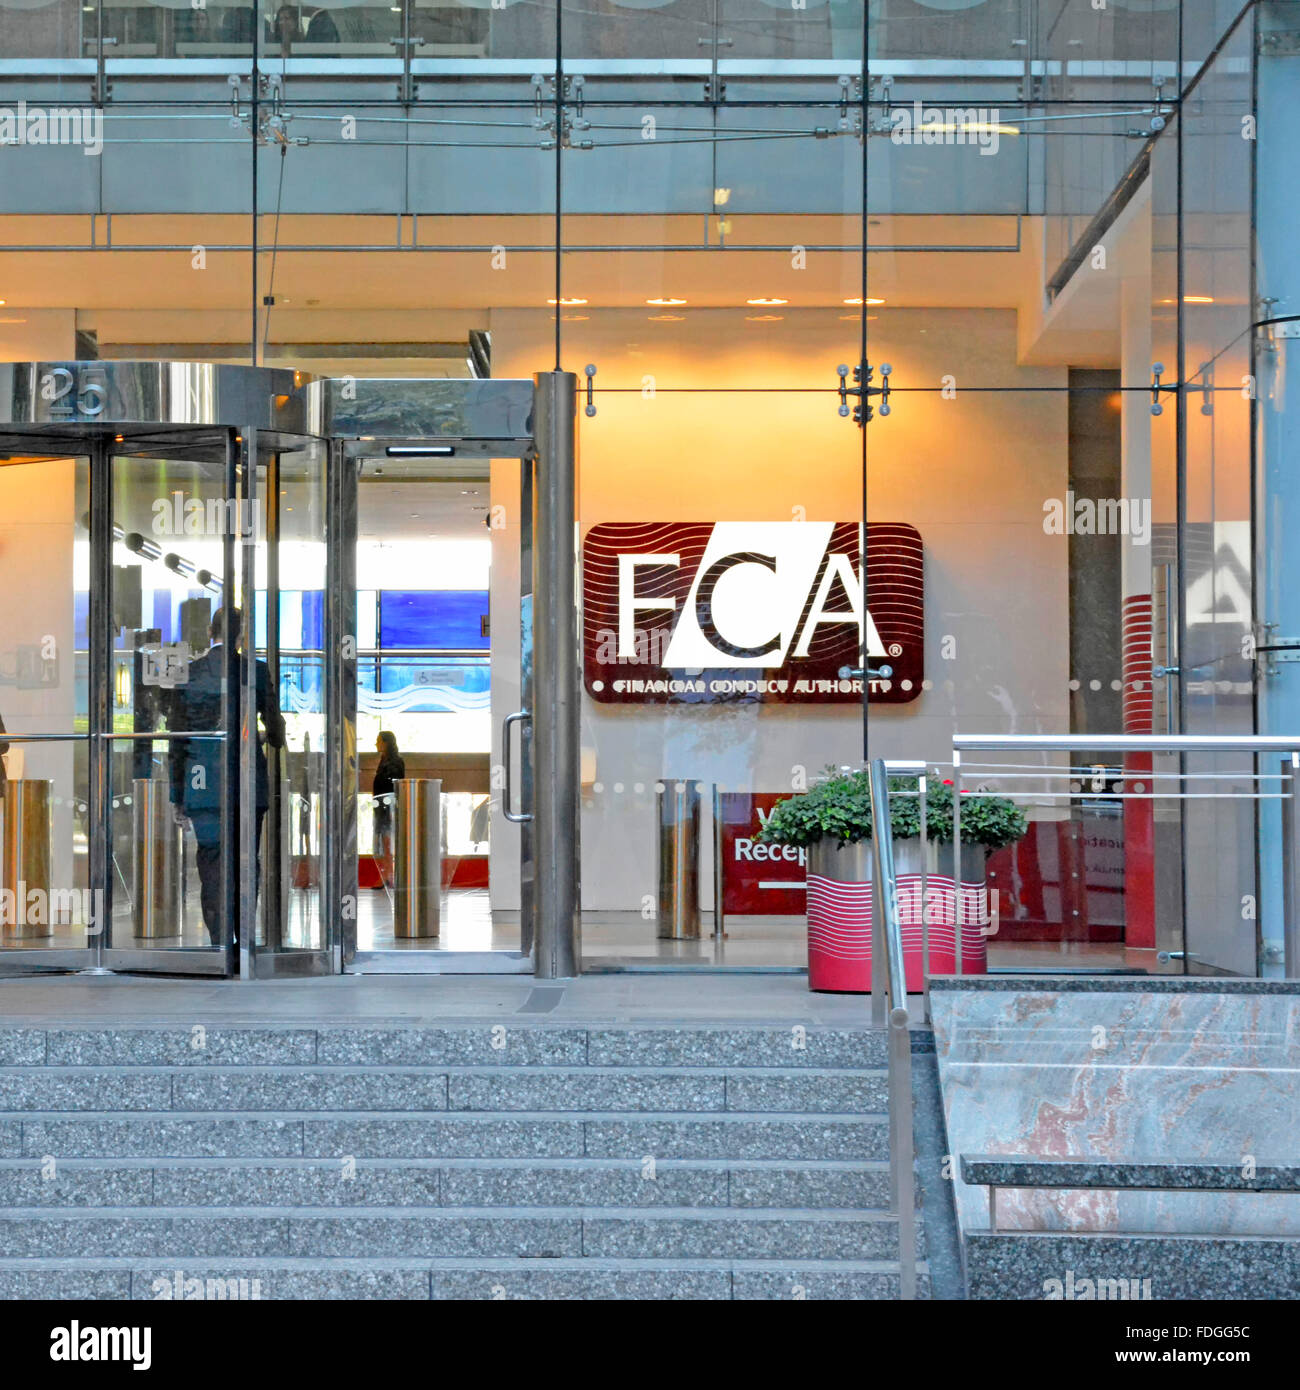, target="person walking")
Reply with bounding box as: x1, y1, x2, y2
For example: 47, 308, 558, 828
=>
169, 608, 285, 948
